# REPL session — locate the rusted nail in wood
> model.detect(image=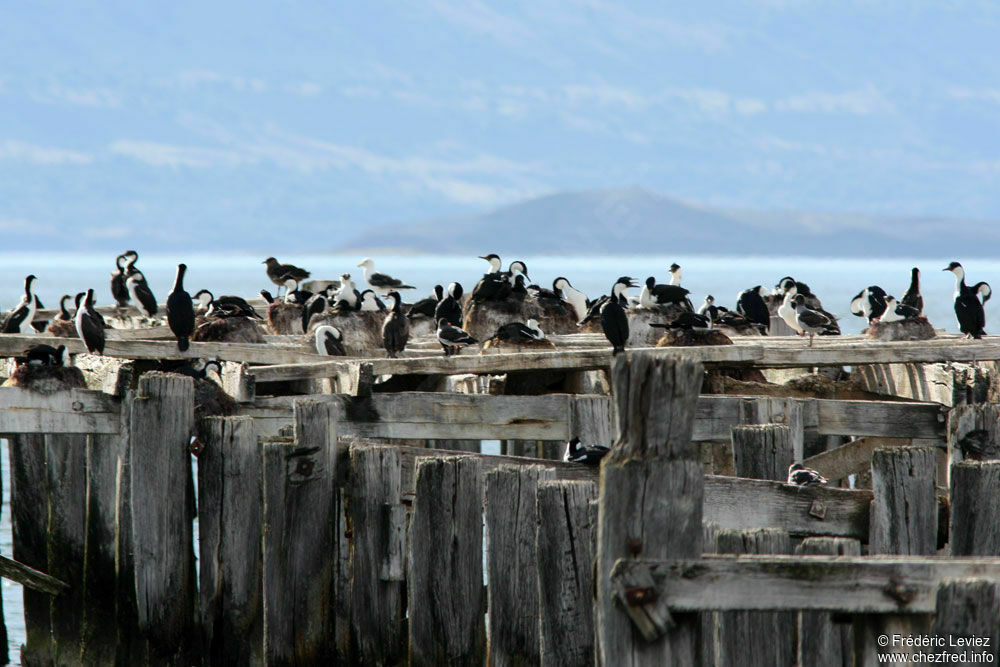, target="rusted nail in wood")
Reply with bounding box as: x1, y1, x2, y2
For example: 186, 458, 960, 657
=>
627, 539, 643, 556
71, 400, 83, 412
808, 500, 827, 519
625, 586, 657, 606
188, 436, 205, 457
883, 579, 918, 606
